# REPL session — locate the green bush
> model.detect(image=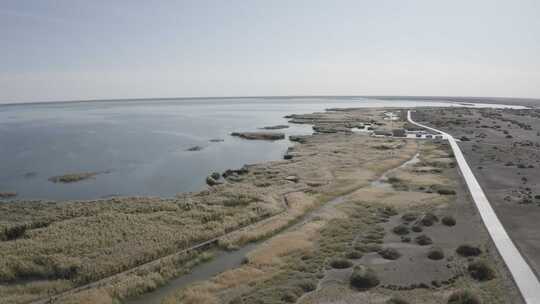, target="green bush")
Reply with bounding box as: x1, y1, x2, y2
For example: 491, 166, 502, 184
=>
350, 265, 379, 290
392, 224, 410, 235
468, 260, 495, 281
345, 250, 363, 259
442, 216, 456, 226
447, 290, 481, 304
387, 298, 410, 304
427, 247, 444, 260
378, 248, 401, 260
329, 258, 353, 269
415, 234, 433, 246
456, 244, 482, 257
411, 225, 423, 232
401, 212, 418, 222
420, 213, 439, 226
